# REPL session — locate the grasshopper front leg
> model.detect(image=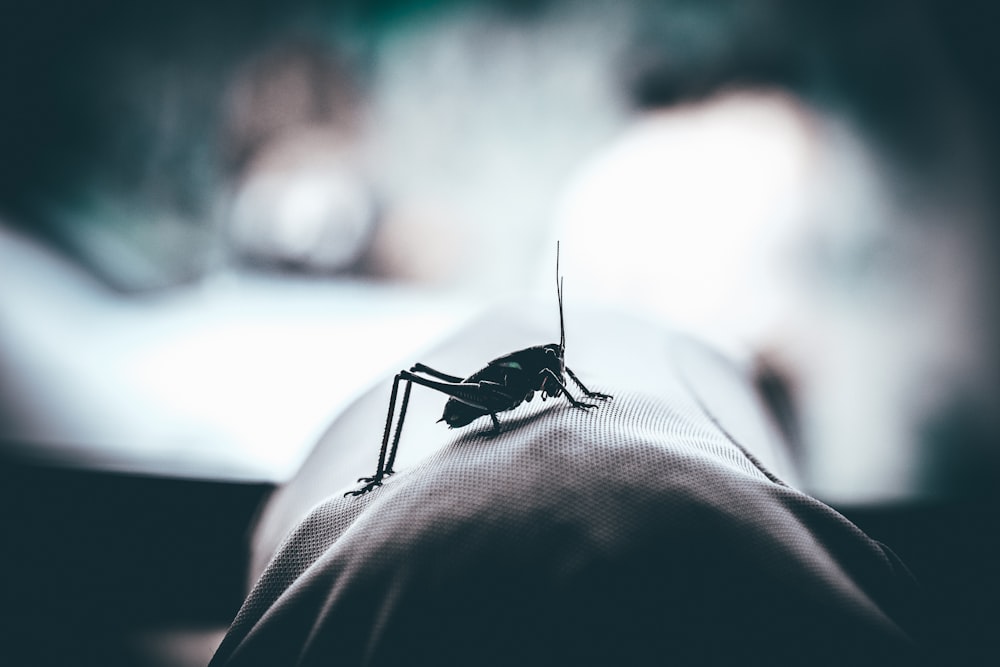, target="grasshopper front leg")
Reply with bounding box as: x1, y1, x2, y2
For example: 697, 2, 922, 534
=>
566, 366, 613, 401
539, 368, 599, 410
